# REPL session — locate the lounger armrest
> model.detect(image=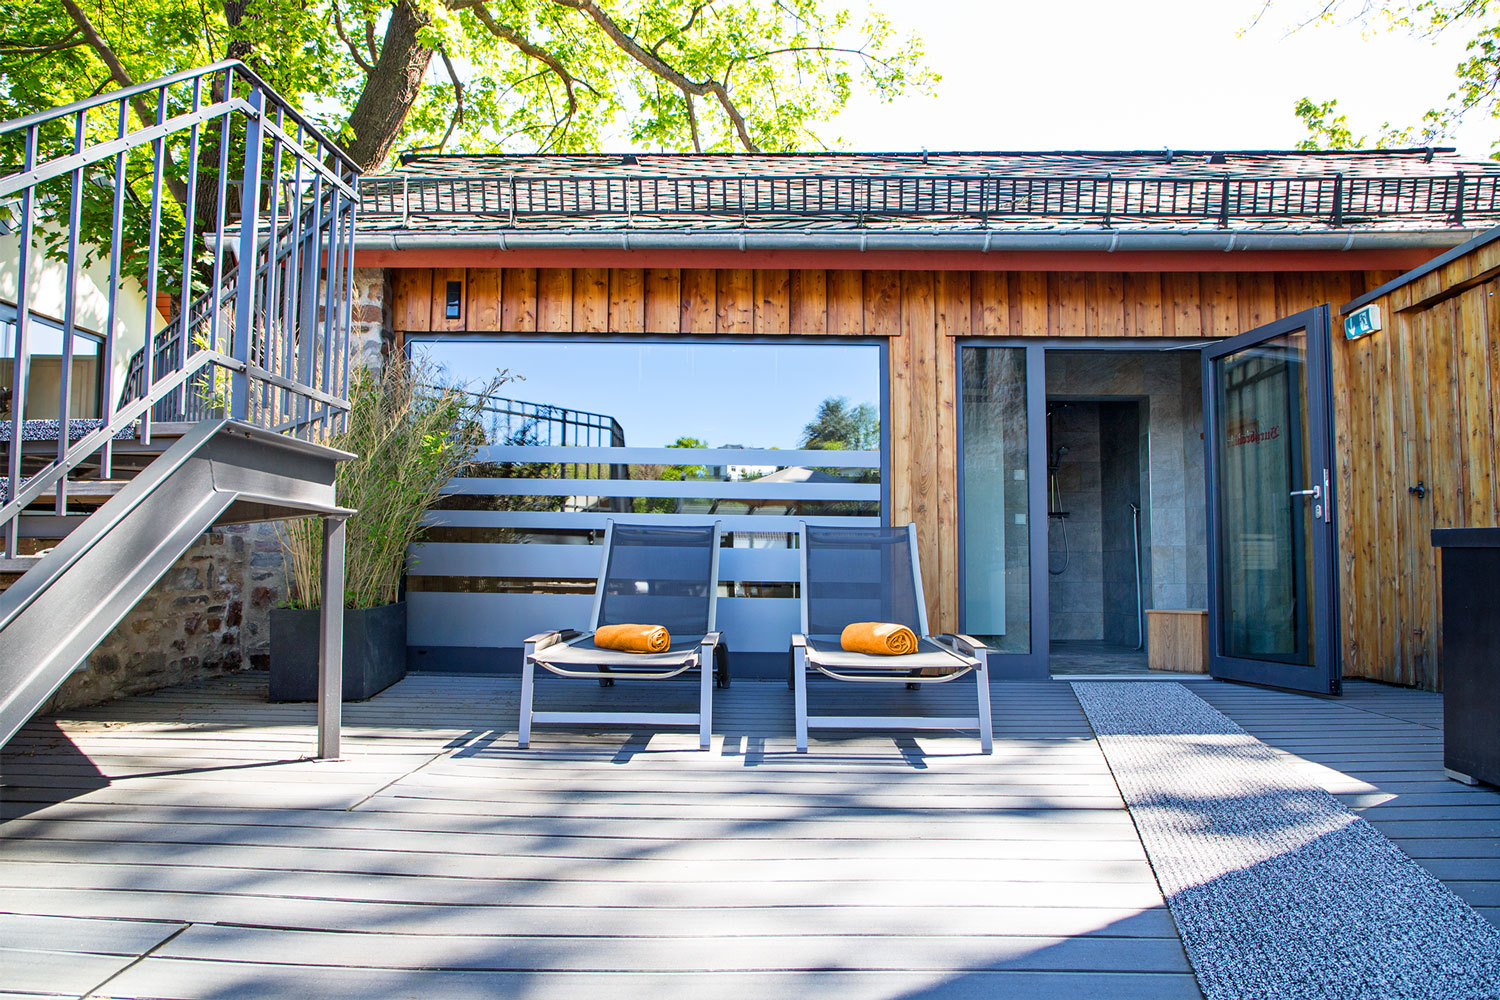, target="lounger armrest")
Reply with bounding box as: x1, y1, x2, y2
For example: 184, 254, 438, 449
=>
934, 633, 987, 662
699, 632, 723, 648
790, 633, 808, 650
524, 628, 581, 651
